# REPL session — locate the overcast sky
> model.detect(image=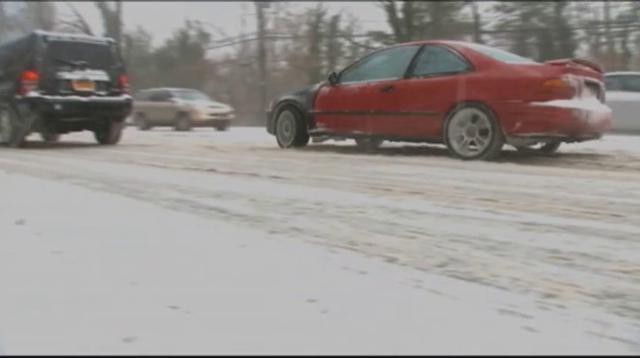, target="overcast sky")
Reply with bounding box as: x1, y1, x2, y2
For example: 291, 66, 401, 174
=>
64, 1, 390, 47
